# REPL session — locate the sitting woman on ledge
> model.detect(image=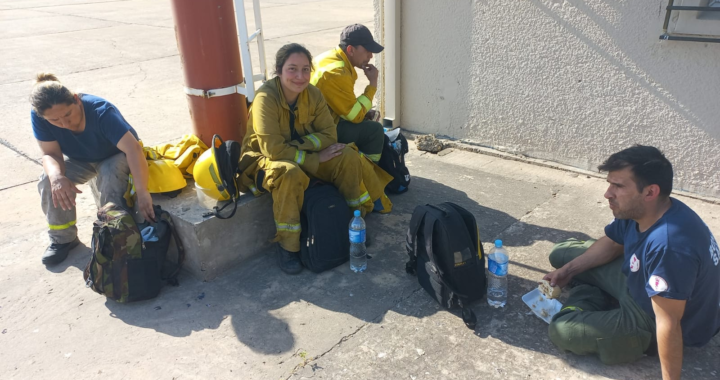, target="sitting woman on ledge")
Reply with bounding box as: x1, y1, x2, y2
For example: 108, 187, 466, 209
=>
238, 43, 392, 274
